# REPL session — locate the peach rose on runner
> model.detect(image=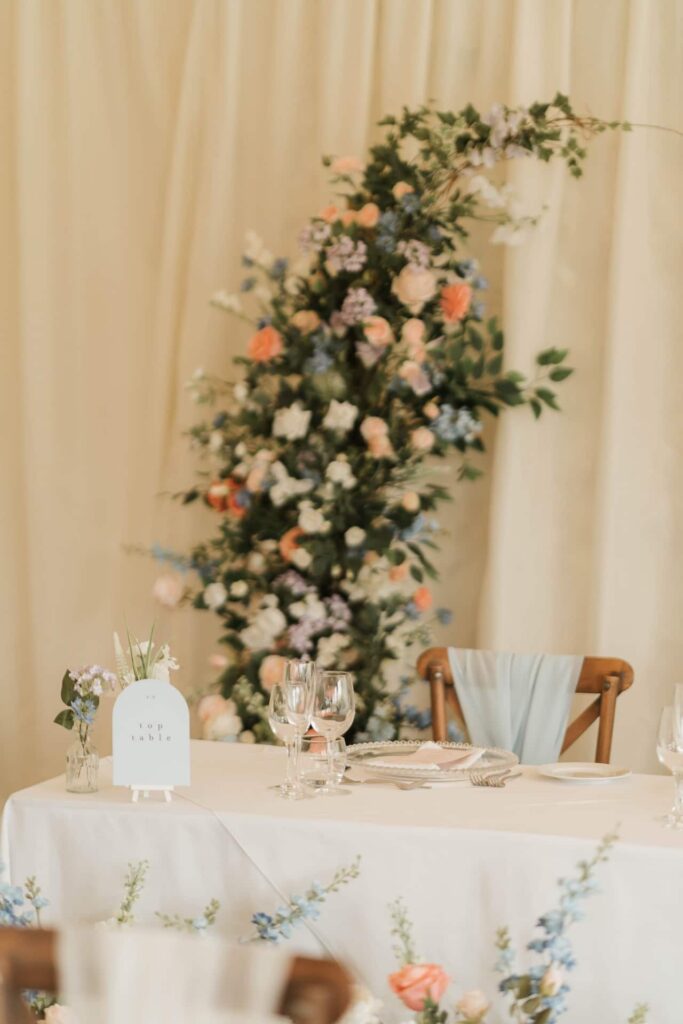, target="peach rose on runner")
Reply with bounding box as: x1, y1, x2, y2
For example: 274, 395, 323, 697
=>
388, 963, 450, 1012
440, 282, 472, 323
247, 324, 283, 362
259, 654, 287, 691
